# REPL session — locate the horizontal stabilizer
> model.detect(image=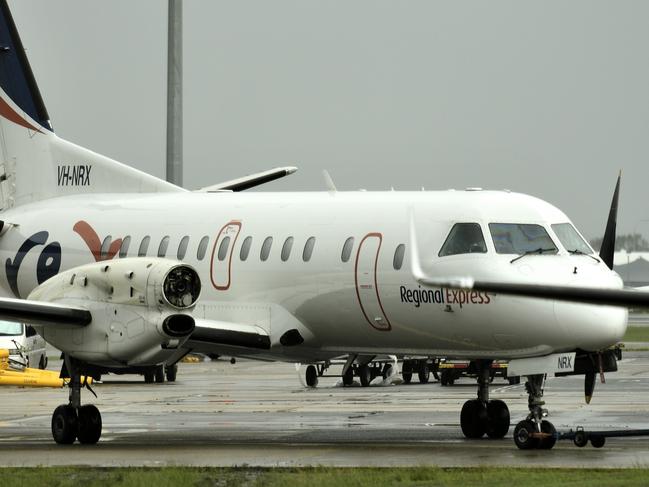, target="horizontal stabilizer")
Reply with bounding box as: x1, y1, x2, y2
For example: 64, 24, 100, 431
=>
187, 319, 271, 350
197, 166, 297, 192
0, 297, 91, 327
